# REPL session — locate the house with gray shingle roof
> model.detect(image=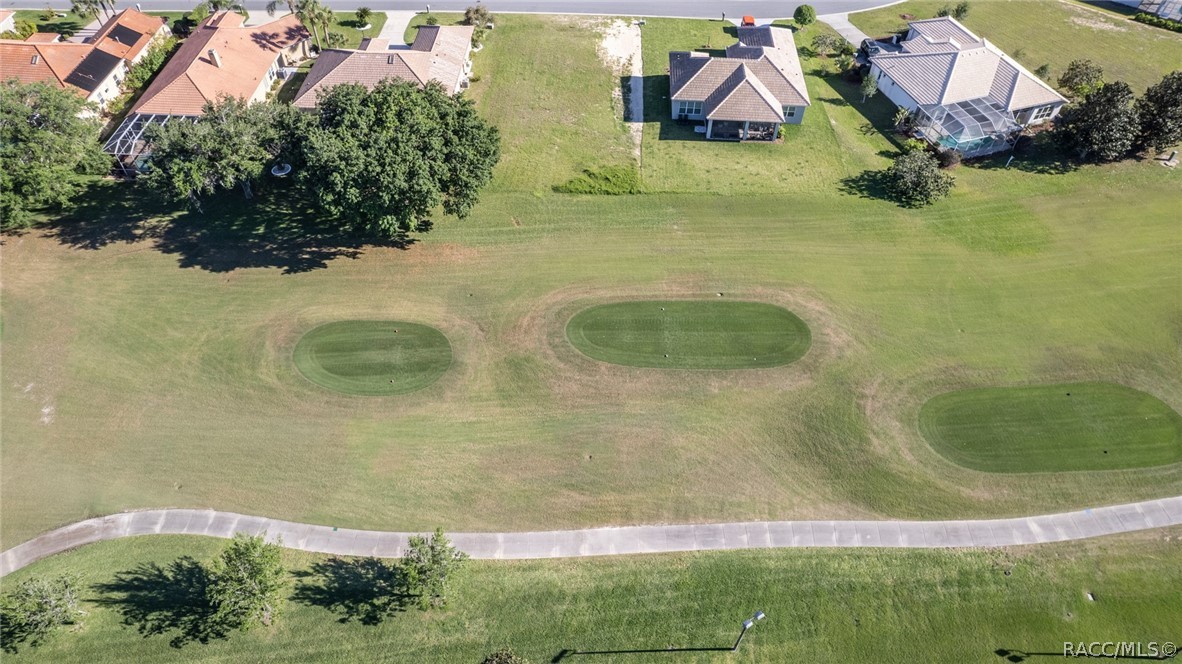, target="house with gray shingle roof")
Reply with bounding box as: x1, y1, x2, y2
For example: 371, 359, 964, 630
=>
668, 25, 809, 141
868, 16, 1066, 157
